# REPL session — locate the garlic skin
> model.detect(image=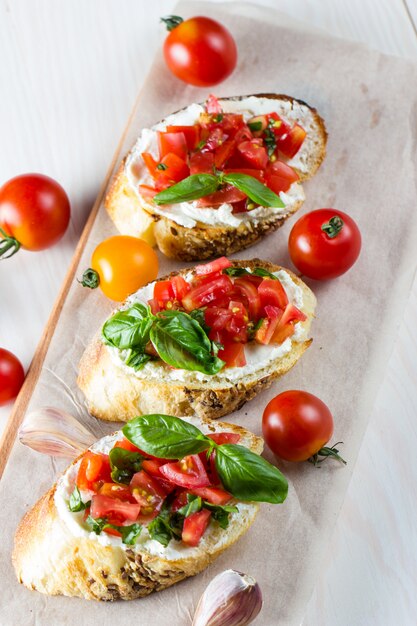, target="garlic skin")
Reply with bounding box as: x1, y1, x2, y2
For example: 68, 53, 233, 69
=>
193, 569, 262, 626
18, 407, 96, 458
